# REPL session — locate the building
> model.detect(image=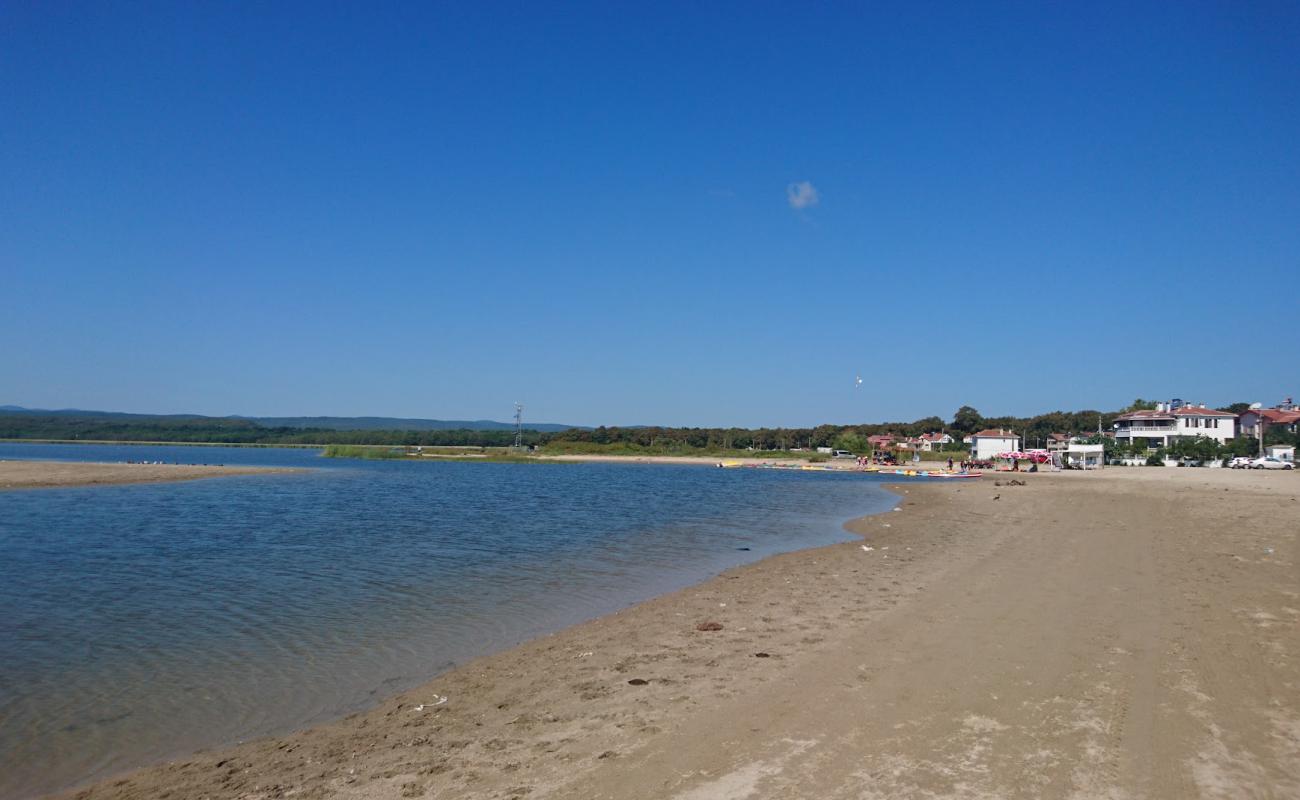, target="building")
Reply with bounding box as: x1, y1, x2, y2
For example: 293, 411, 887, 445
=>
970, 428, 1021, 460
867, 434, 897, 451
1045, 433, 1072, 452
1065, 443, 1105, 469
918, 432, 955, 452
1112, 403, 1236, 450
1237, 407, 1300, 439
1266, 445, 1295, 463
